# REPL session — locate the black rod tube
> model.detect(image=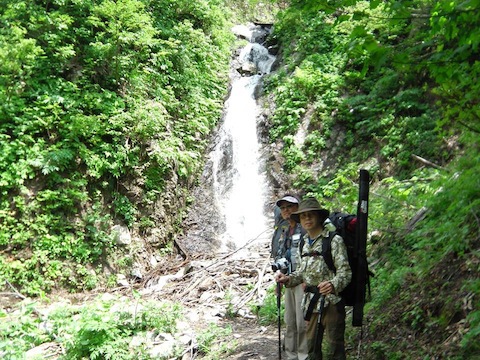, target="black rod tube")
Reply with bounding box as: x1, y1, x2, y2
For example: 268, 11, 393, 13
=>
353, 169, 369, 326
